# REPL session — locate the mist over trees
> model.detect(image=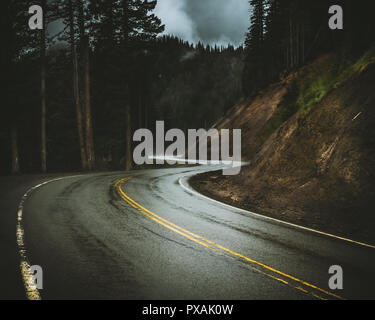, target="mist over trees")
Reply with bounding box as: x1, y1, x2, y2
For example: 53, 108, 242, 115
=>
0, 0, 244, 174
